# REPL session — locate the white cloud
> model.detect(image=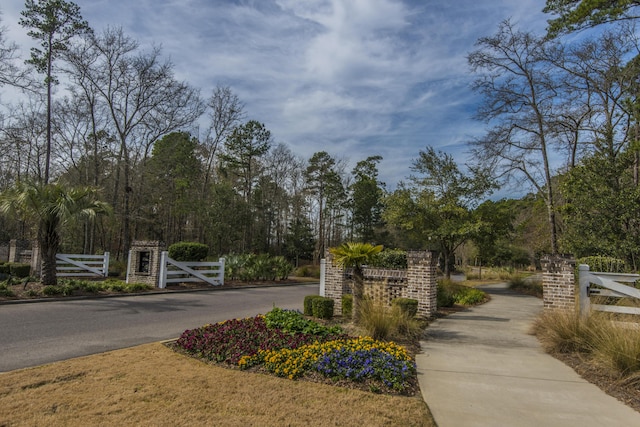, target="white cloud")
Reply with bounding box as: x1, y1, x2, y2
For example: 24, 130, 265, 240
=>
0, 0, 550, 191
